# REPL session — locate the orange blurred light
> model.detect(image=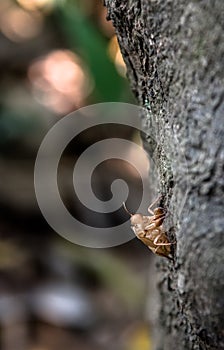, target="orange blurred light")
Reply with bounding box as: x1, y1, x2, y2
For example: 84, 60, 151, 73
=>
28, 50, 93, 114
108, 35, 127, 77
0, 6, 43, 42
16, 0, 55, 12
